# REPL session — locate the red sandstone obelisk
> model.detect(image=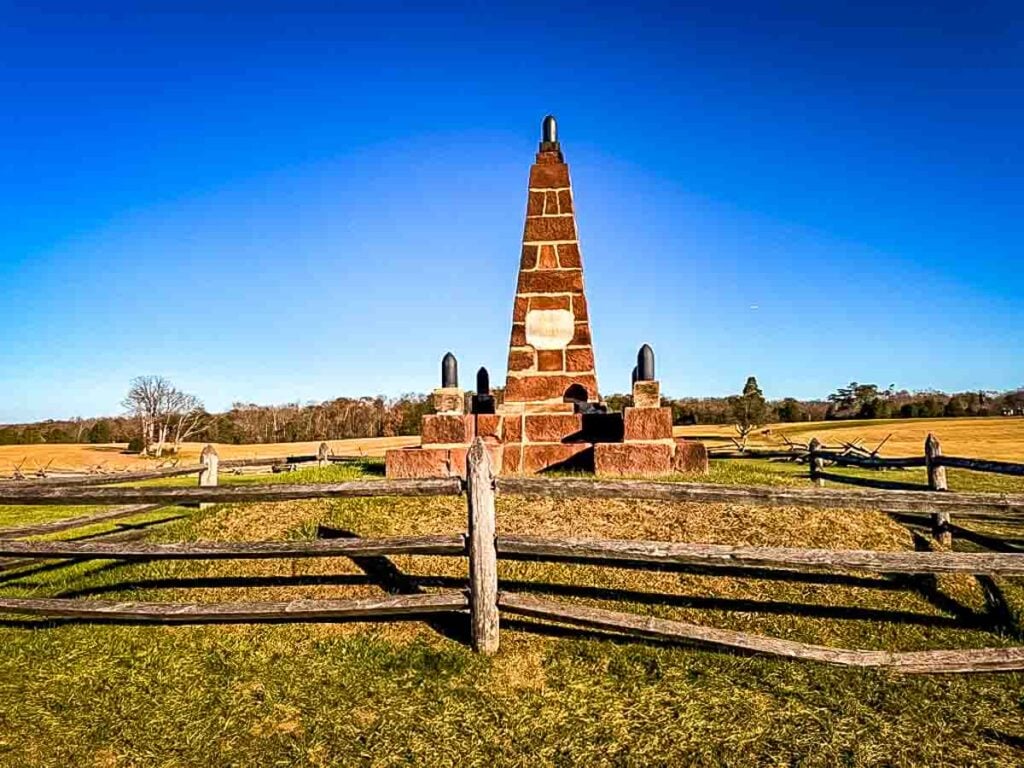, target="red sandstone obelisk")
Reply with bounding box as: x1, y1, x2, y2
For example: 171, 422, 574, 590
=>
500, 116, 601, 473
